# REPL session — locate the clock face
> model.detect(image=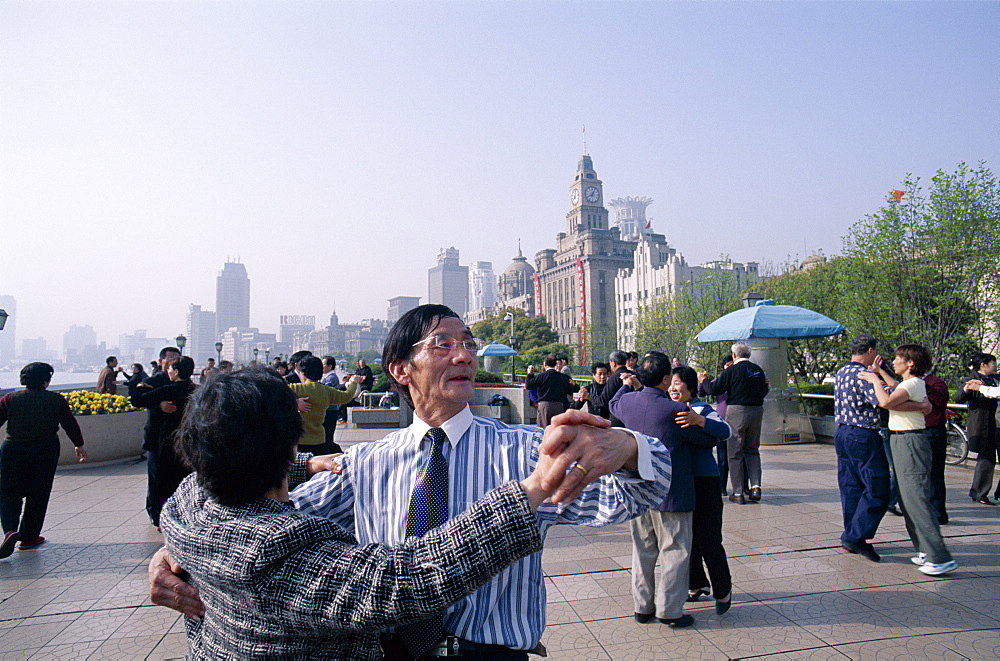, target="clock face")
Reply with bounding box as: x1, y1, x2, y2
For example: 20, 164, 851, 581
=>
571, 188, 580, 205
585, 186, 600, 203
